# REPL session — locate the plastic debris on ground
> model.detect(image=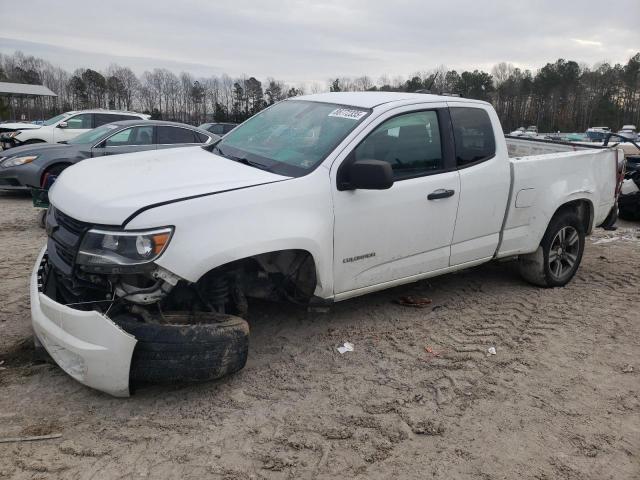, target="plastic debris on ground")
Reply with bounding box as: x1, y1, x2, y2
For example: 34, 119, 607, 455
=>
591, 228, 640, 245
395, 296, 432, 308
337, 342, 354, 354
593, 237, 620, 245
425, 346, 441, 358
487, 346, 497, 356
